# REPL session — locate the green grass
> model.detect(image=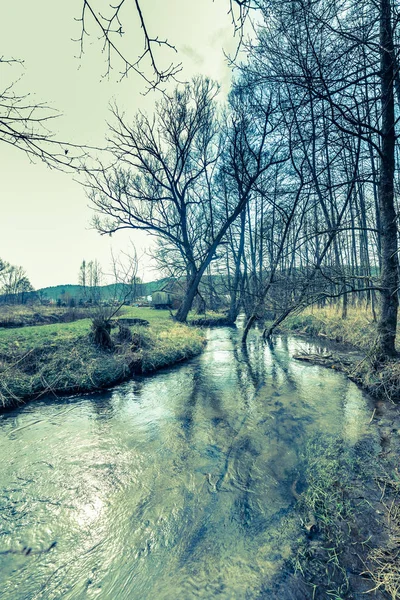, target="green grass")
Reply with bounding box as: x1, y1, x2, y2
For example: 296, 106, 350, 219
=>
122, 306, 173, 322
0, 306, 205, 409
0, 307, 171, 349
0, 319, 91, 350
